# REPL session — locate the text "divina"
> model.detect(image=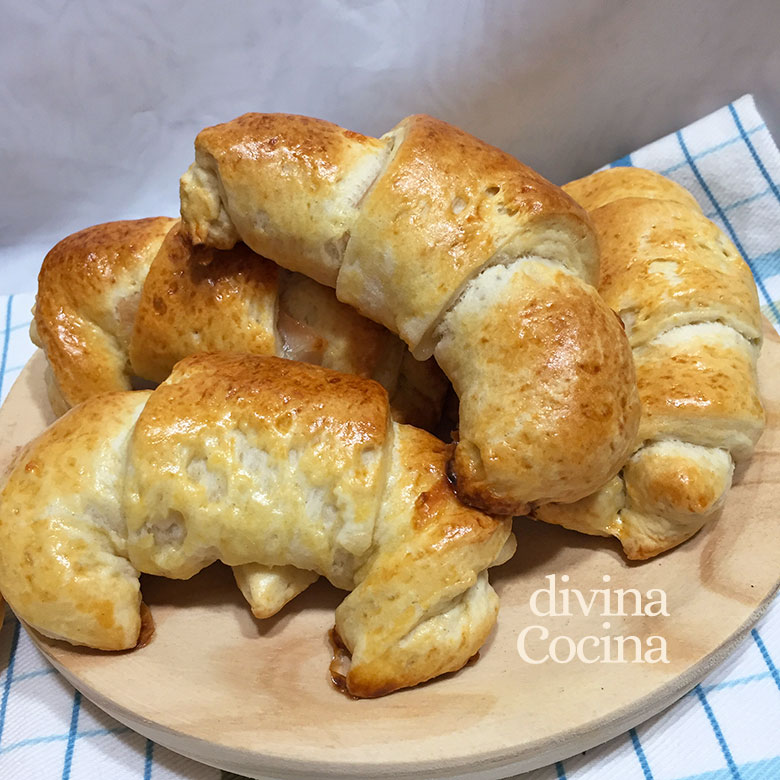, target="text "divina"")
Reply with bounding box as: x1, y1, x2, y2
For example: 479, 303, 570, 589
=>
517, 574, 670, 664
